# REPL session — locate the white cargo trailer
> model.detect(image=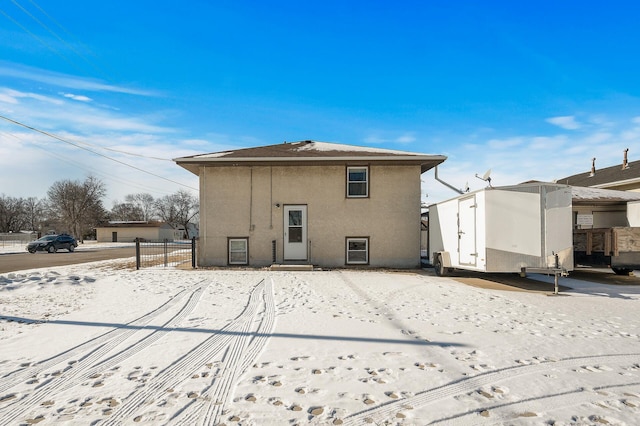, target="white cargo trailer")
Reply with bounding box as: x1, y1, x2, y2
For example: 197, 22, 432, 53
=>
428, 183, 574, 281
